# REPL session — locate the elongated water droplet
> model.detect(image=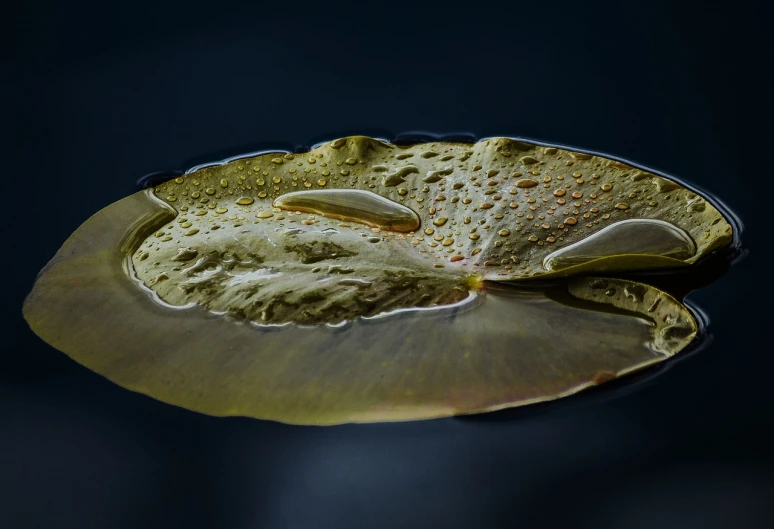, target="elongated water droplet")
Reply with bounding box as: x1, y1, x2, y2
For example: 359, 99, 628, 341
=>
382, 165, 419, 187
171, 248, 198, 262
543, 219, 697, 271
273, 189, 421, 232
424, 166, 454, 183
